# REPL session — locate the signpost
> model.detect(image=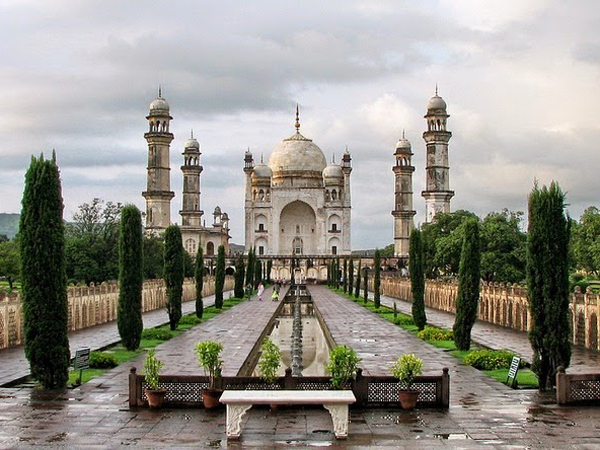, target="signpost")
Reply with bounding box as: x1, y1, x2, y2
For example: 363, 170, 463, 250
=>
74, 348, 91, 385
506, 356, 521, 388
